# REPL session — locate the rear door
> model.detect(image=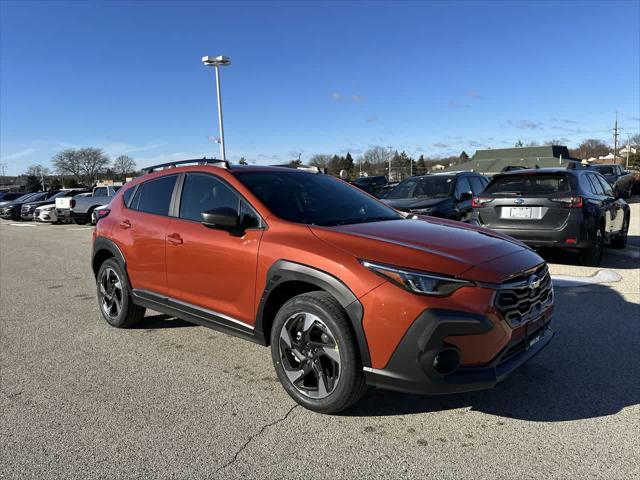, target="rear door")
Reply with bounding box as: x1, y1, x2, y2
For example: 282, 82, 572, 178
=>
476, 172, 575, 230
591, 173, 623, 234
117, 175, 177, 296
165, 172, 264, 326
